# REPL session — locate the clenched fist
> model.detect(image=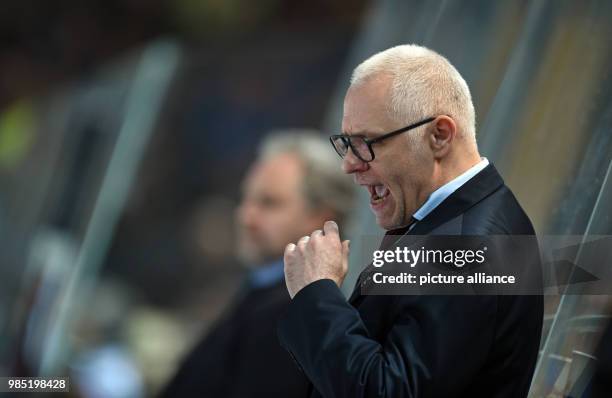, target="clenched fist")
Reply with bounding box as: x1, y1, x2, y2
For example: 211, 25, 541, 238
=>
284, 220, 350, 299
